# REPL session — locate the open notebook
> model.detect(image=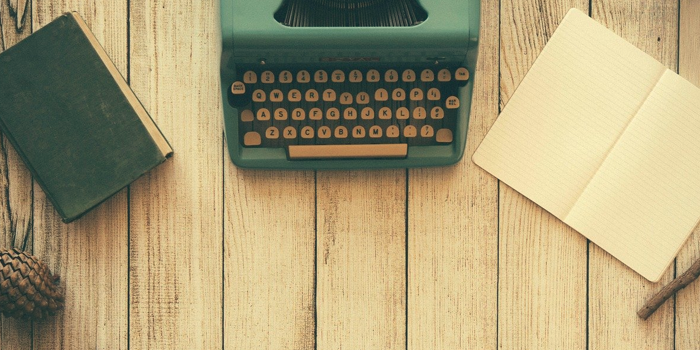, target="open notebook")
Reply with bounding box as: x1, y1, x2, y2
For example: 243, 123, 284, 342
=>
473, 8, 700, 282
